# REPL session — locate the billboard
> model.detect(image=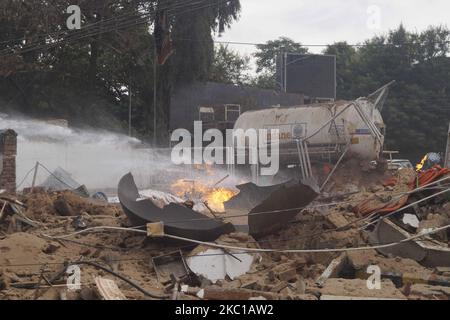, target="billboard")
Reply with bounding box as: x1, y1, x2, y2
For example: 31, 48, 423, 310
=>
277, 53, 336, 100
